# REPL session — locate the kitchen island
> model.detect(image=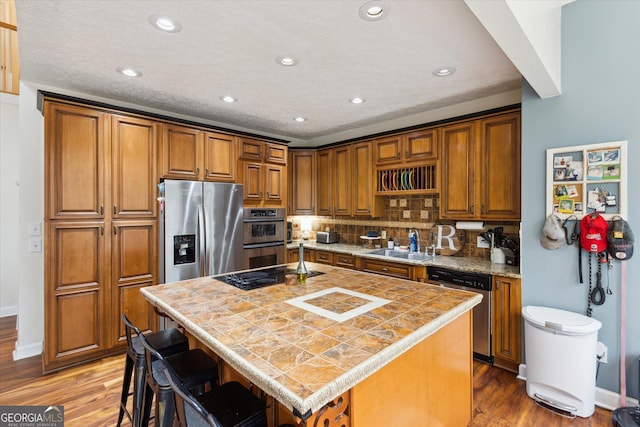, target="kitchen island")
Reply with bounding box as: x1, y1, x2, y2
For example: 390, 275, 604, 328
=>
141, 263, 481, 426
